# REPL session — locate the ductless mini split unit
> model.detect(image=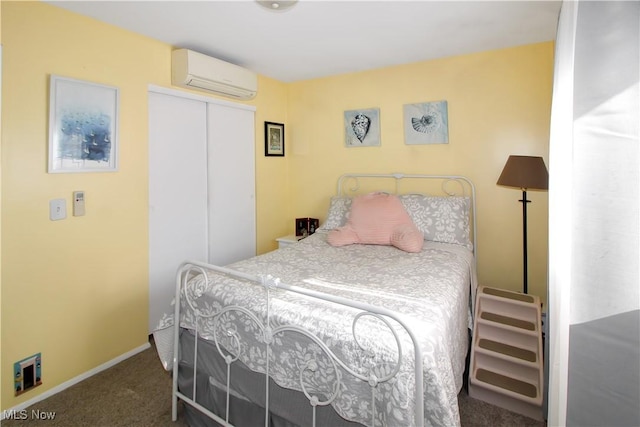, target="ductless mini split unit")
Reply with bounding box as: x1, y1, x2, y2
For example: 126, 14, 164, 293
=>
171, 49, 258, 100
